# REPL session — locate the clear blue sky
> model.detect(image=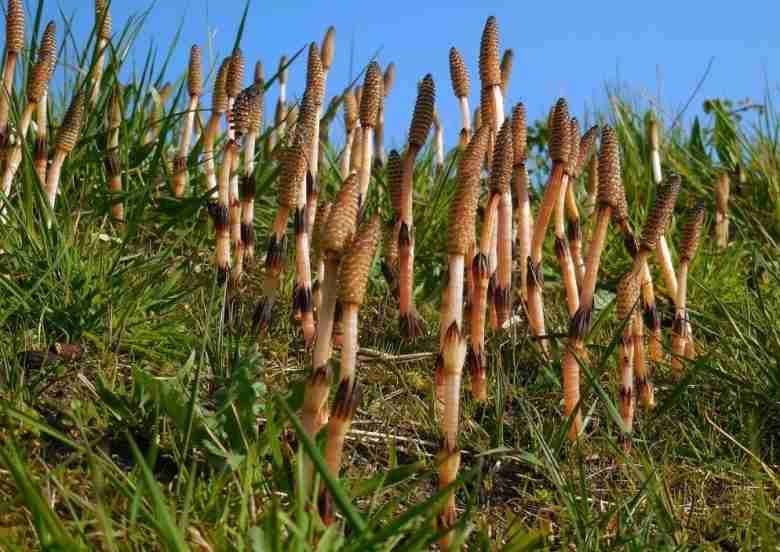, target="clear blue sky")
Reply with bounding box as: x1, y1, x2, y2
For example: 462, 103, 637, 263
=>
39, 0, 778, 148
